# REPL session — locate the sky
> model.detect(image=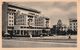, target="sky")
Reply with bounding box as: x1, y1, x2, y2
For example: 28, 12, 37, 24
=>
8, 2, 77, 27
